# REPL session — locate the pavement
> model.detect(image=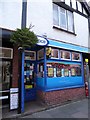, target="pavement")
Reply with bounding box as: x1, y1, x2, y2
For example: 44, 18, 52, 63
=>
1, 98, 89, 119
